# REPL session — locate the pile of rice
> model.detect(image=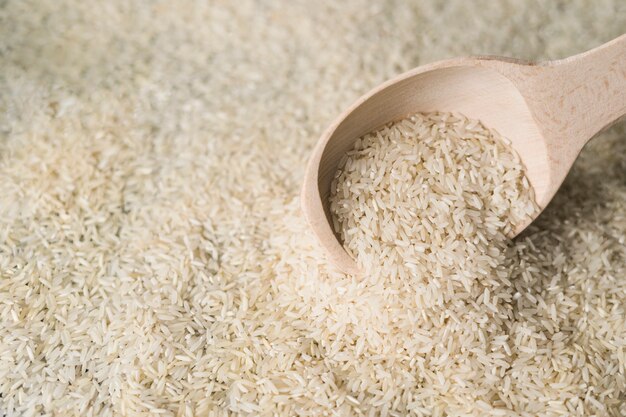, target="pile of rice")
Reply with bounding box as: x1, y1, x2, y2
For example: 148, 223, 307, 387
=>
0, 1, 624, 416
330, 112, 538, 277
329, 112, 622, 414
